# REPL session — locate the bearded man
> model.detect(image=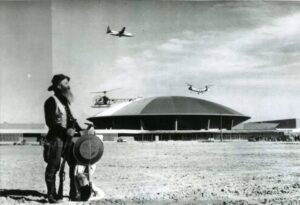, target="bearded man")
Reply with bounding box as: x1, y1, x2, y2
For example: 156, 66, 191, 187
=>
44, 74, 82, 203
